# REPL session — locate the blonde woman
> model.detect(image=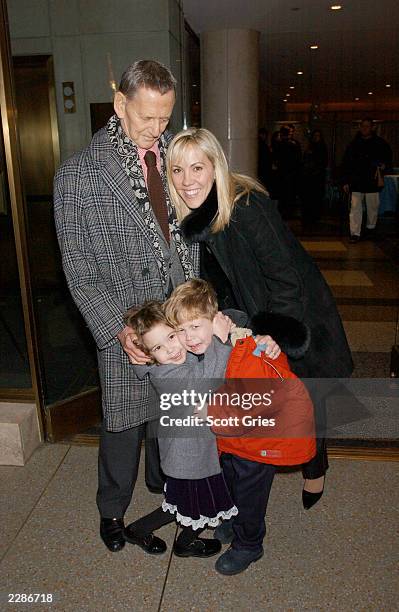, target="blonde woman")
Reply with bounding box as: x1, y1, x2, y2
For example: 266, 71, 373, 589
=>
166, 127, 353, 516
